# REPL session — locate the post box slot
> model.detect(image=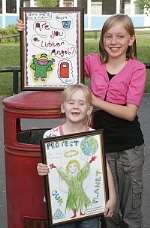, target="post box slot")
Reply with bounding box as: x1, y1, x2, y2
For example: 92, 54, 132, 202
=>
16, 118, 64, 145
